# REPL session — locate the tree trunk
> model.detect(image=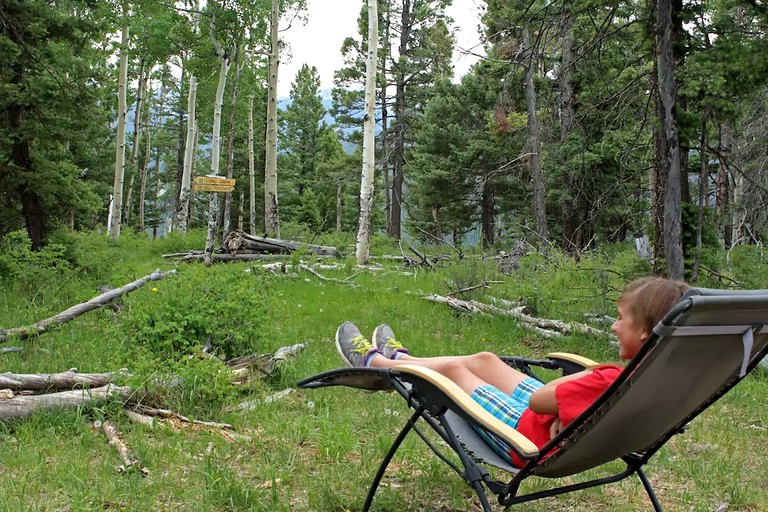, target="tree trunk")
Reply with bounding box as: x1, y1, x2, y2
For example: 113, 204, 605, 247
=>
381, 0, 392, 233
175, 1, 198, 232
336, 178, 343, 231
222, 45, 242, 242
173, 61, 186, 231
109, 23, 129, 240
558, 10, 580, 254
264, 0, 281, 237
122, 60, 150, 227
388, 0, 411, 240
481, 177, 494, 247
692, 116, 707, 283
723, 124, 743, 245
656, 0, 684, 279
523, 27, 548, 244
238, 190, 244, 231
248, 95, 256, 234
715, 121, 730, 247
205, 23, 232, 259
355, 0, 379, 264
138, 96, 151, 233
